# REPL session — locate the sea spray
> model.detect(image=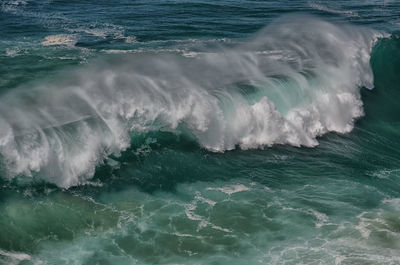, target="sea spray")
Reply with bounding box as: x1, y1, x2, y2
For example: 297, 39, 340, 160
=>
0, 15, 383, 187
